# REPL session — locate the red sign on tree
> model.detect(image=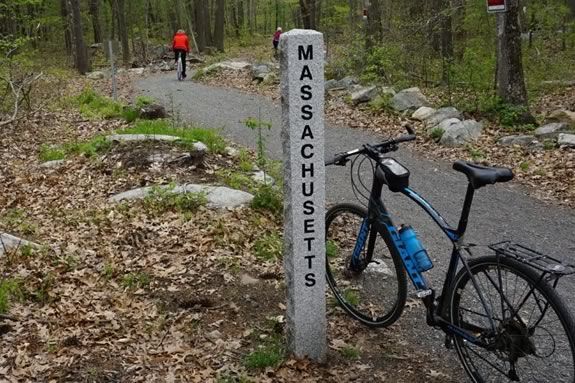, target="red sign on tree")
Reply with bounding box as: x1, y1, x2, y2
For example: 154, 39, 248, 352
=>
487, 0, 506, 12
